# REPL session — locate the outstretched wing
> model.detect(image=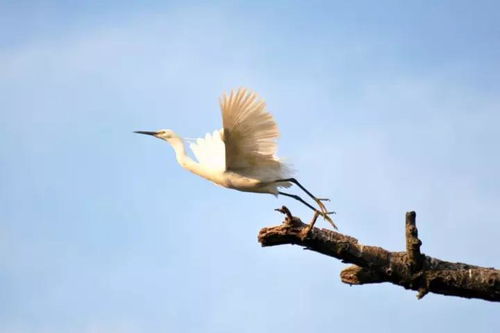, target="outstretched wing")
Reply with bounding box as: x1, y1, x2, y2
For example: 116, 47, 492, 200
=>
189, 129, 226, 172
220, 88, 288, 181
